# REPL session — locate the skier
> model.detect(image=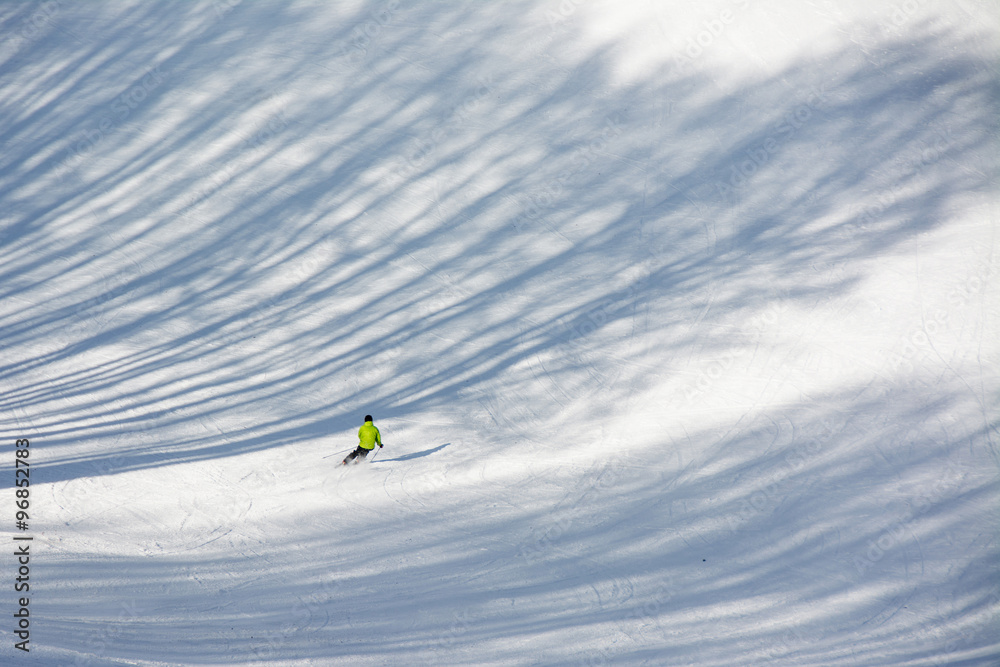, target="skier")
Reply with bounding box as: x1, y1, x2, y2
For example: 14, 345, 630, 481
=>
342, 414, 382, 465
